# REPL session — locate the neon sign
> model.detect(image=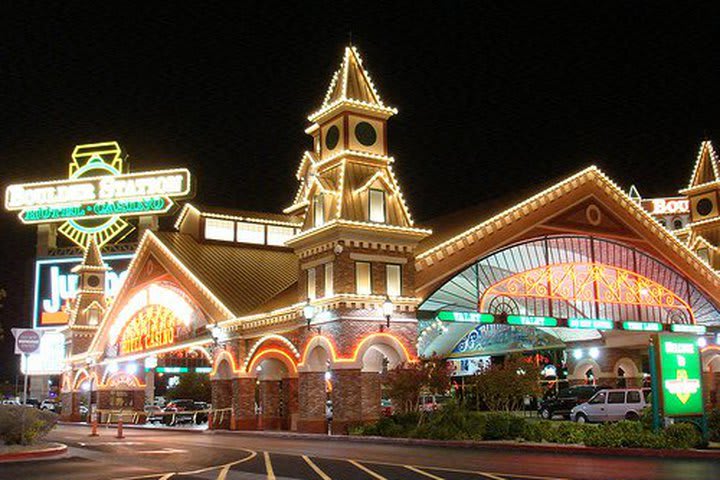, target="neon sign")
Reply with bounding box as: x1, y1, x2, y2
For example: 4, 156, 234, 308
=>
436, 311, 494, 323
33, 253, 132, 327
4, 142, 192, 248
644, 198, 689, 216
657, 334, 703, 416
120, 305, 177, 355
